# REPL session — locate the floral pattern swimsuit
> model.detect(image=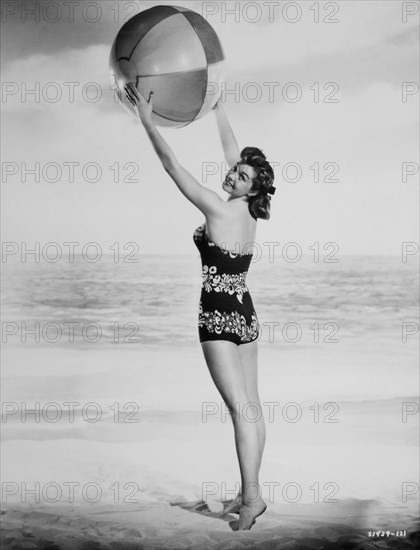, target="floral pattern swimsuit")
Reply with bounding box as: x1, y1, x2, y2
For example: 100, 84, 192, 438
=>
193, 223, 260, 346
